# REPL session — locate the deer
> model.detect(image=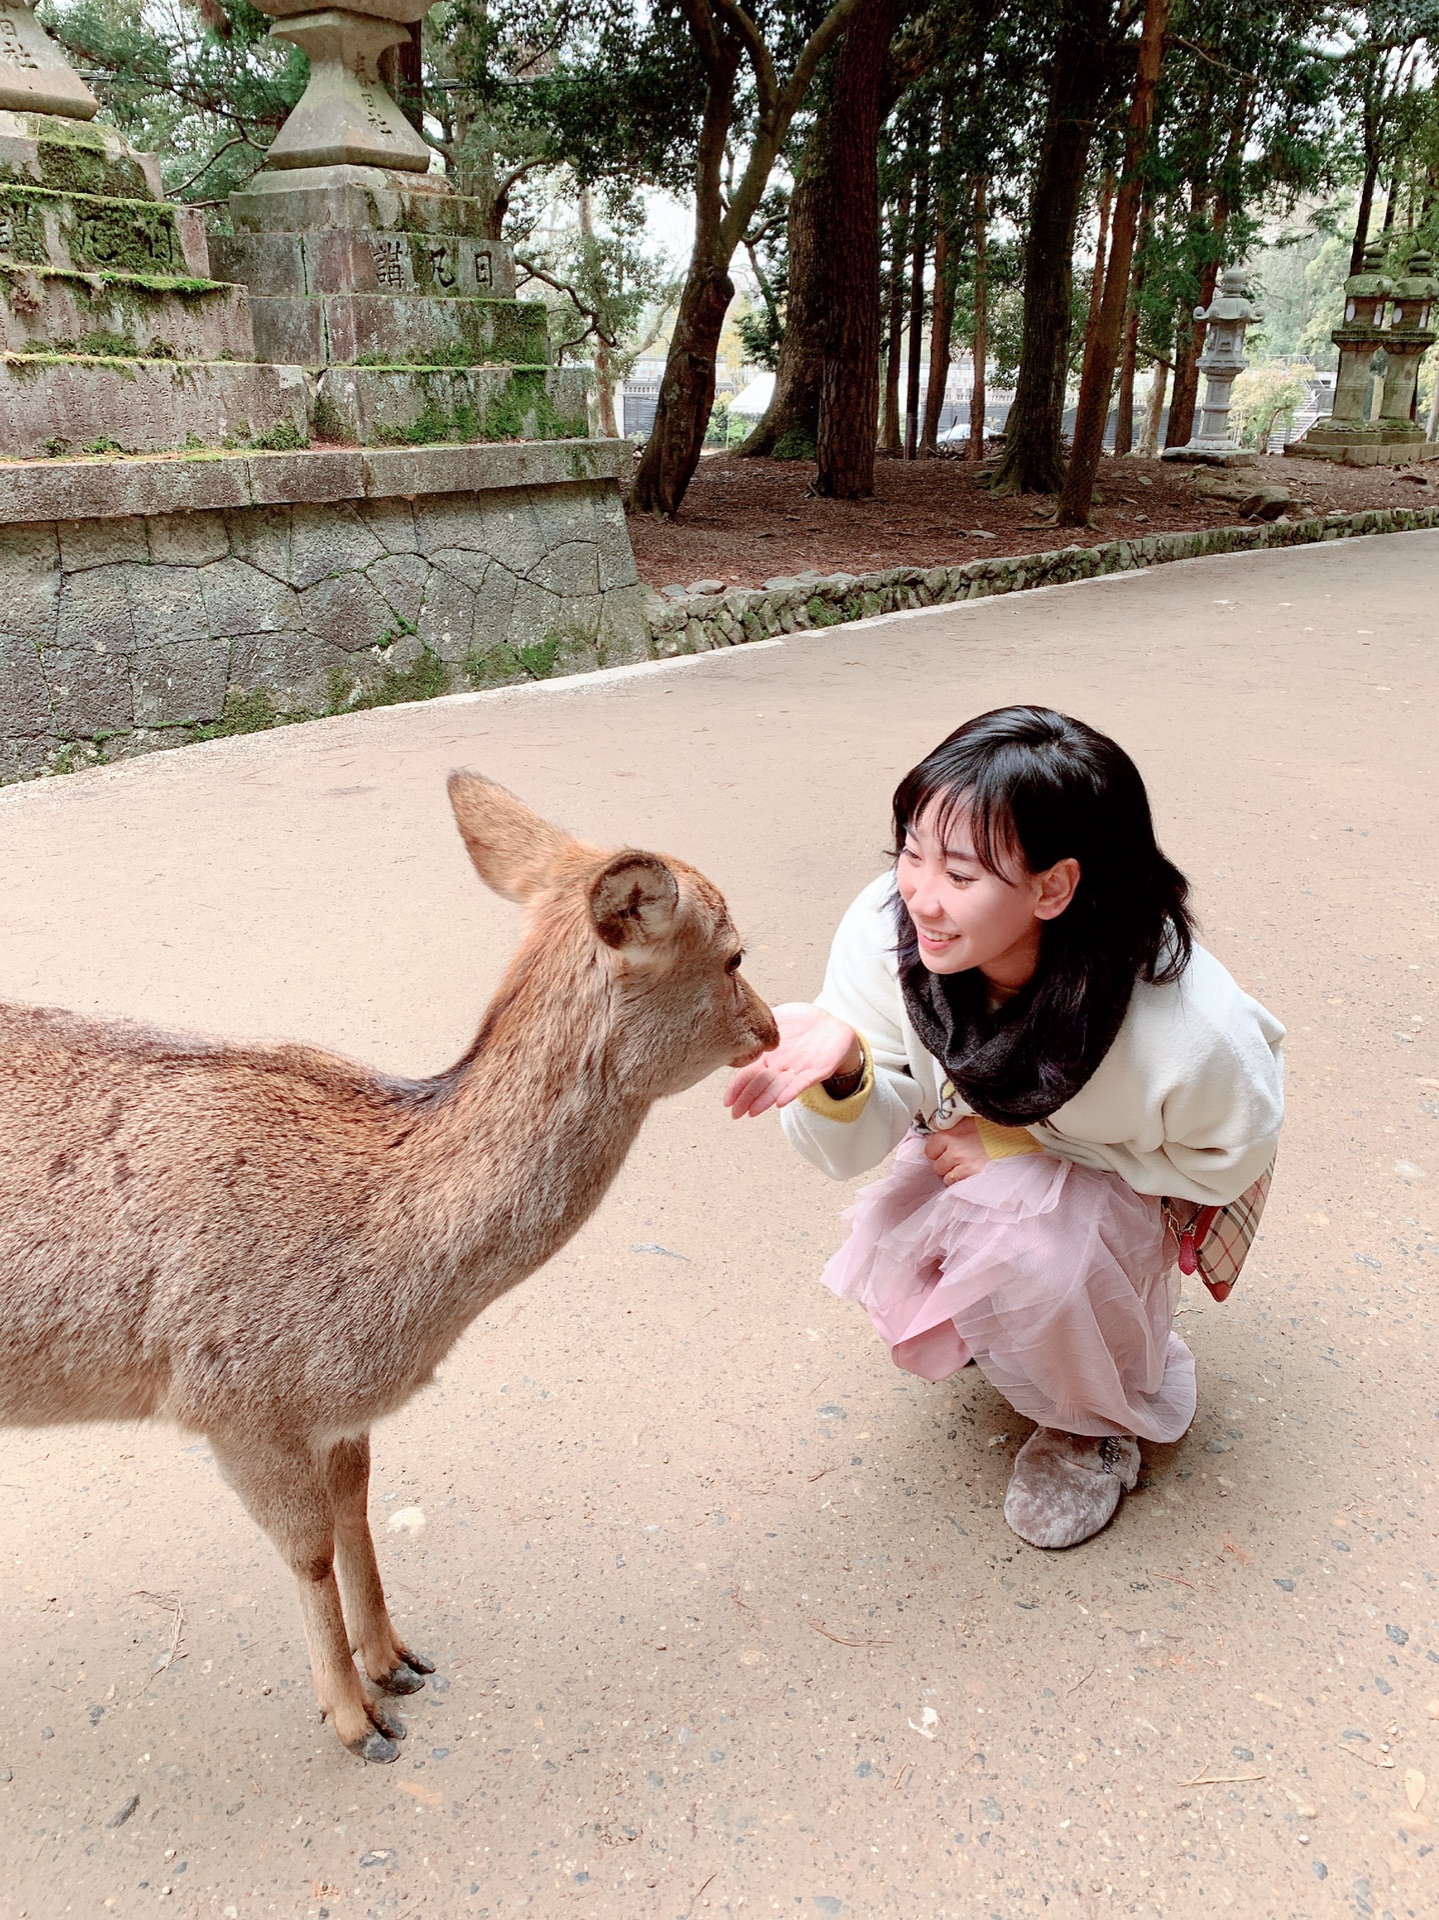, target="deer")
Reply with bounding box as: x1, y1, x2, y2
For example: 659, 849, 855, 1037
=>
0, 774, 777, 1763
